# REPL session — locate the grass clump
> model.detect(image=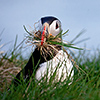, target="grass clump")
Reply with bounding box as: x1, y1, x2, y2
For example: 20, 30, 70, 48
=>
0, 35, 27, 92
